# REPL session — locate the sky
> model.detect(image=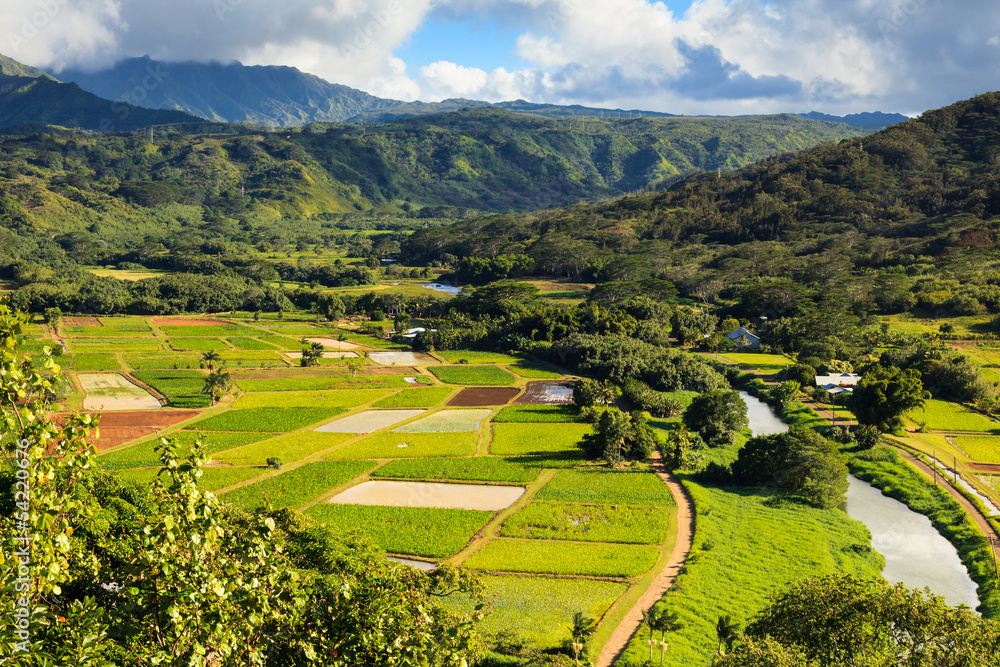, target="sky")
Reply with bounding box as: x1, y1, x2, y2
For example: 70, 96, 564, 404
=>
0, 0, 998, 116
